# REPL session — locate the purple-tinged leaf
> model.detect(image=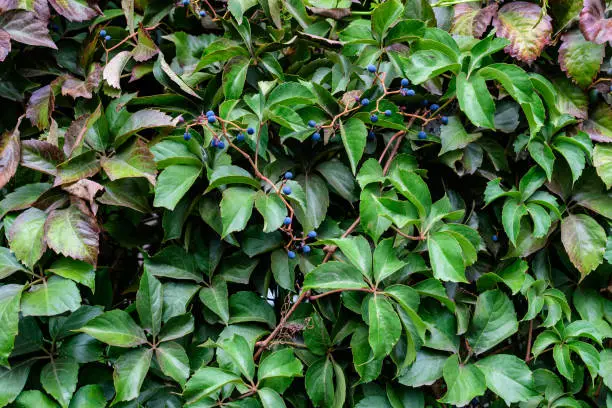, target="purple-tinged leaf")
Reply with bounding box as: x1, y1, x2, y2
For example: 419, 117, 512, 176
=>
54, 151, 101, 186
61, 64, 103, 99
132, 26, 158, 62
103, 51, 132, 89
21, 140, 65, 176
0, 29, 10, 62
0, 10, 56, 49
582, 103, 612, 143
493, 2, 552, 64
558, 30, 604, 88
26, 85, 55, 130
579, 0, 612, 44
451, 3, 498, 38
0, 117, 21, 190
48, 0, 101, 22
101, 139, 157, 185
